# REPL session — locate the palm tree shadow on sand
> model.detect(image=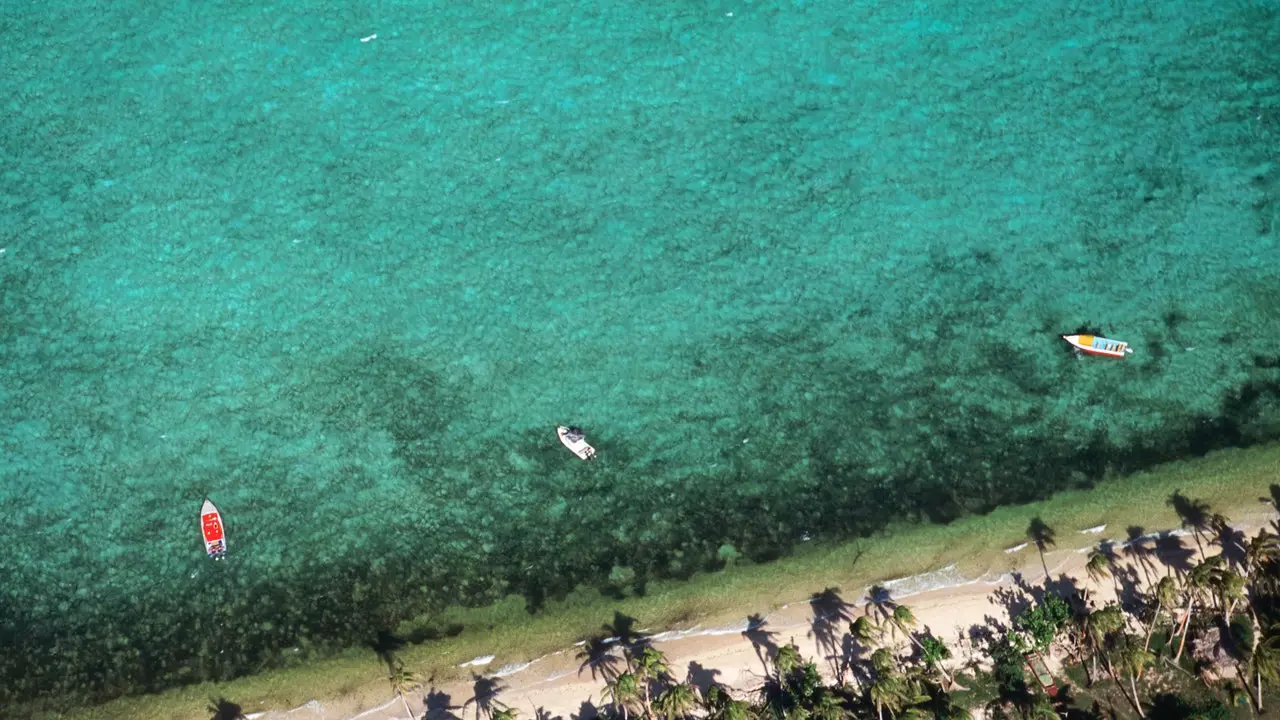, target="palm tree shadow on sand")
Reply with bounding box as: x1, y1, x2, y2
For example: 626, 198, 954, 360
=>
742, 613, 778, 678
1153, 531, 1196, 576
807, 588, 854, 680
576, 633, 619, 678
576, 611, 641, 680
425, 688, 463, 720
863, 584, 898, 625
685, 660, 721, 698
570, 699, 599, 720
533, 707, 562, 720
463, 674, 507, 720
1167, 490, 1212, 554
